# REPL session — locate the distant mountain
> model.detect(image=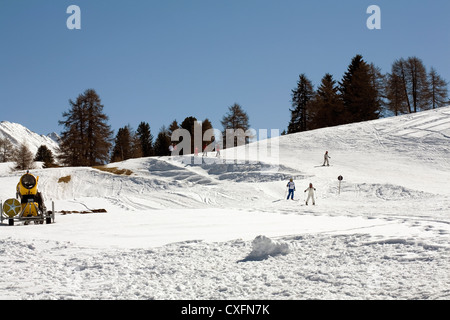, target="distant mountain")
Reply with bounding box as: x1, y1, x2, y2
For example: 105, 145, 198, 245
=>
0, 121, 60, 156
